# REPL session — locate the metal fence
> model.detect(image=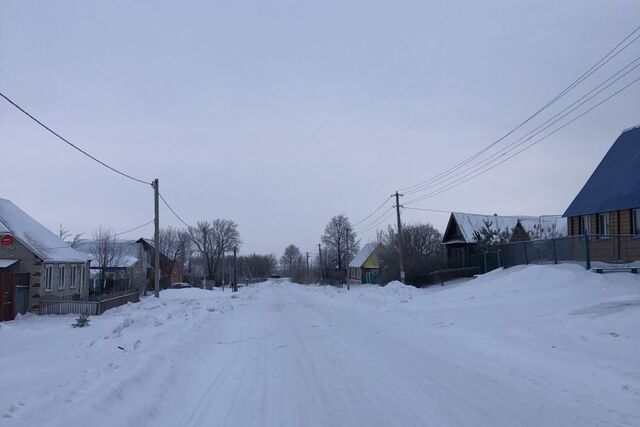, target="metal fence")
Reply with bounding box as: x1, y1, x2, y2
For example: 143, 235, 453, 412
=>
498, 234, 640, 270
39, 290, 140, 316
